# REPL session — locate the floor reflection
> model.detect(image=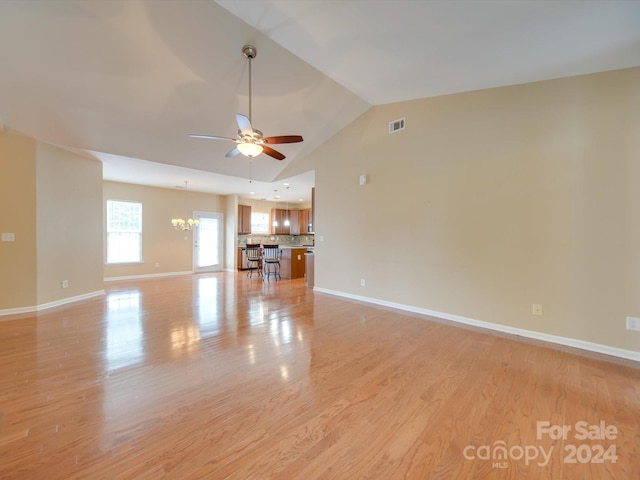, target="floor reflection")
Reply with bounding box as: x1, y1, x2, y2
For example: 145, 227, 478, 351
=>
170, 324, 201, 356
98, 275, 314, 454
105, 290, 143, 370
195, 276, 219, 334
